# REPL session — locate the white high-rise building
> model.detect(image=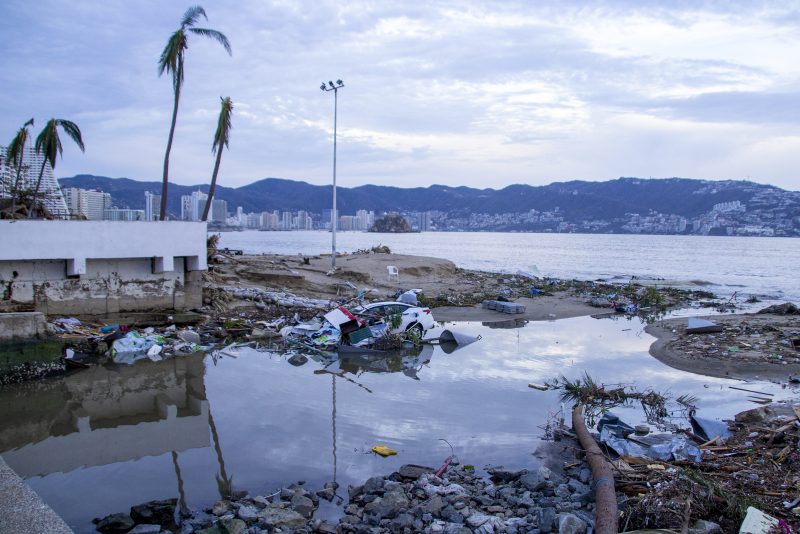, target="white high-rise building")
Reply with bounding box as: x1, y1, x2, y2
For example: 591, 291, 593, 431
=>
1, 145, 68, 217
180, 190, 208, 221
62, 187, 111, 220
211, 199, 227, 223
144, 191, 161, 221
